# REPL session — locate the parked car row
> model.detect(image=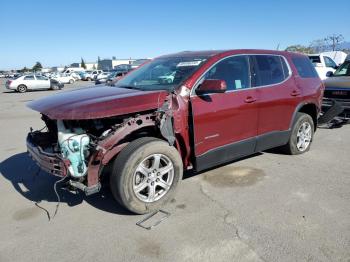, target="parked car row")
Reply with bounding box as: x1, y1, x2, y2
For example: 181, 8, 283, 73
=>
0, 73, 21, 78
